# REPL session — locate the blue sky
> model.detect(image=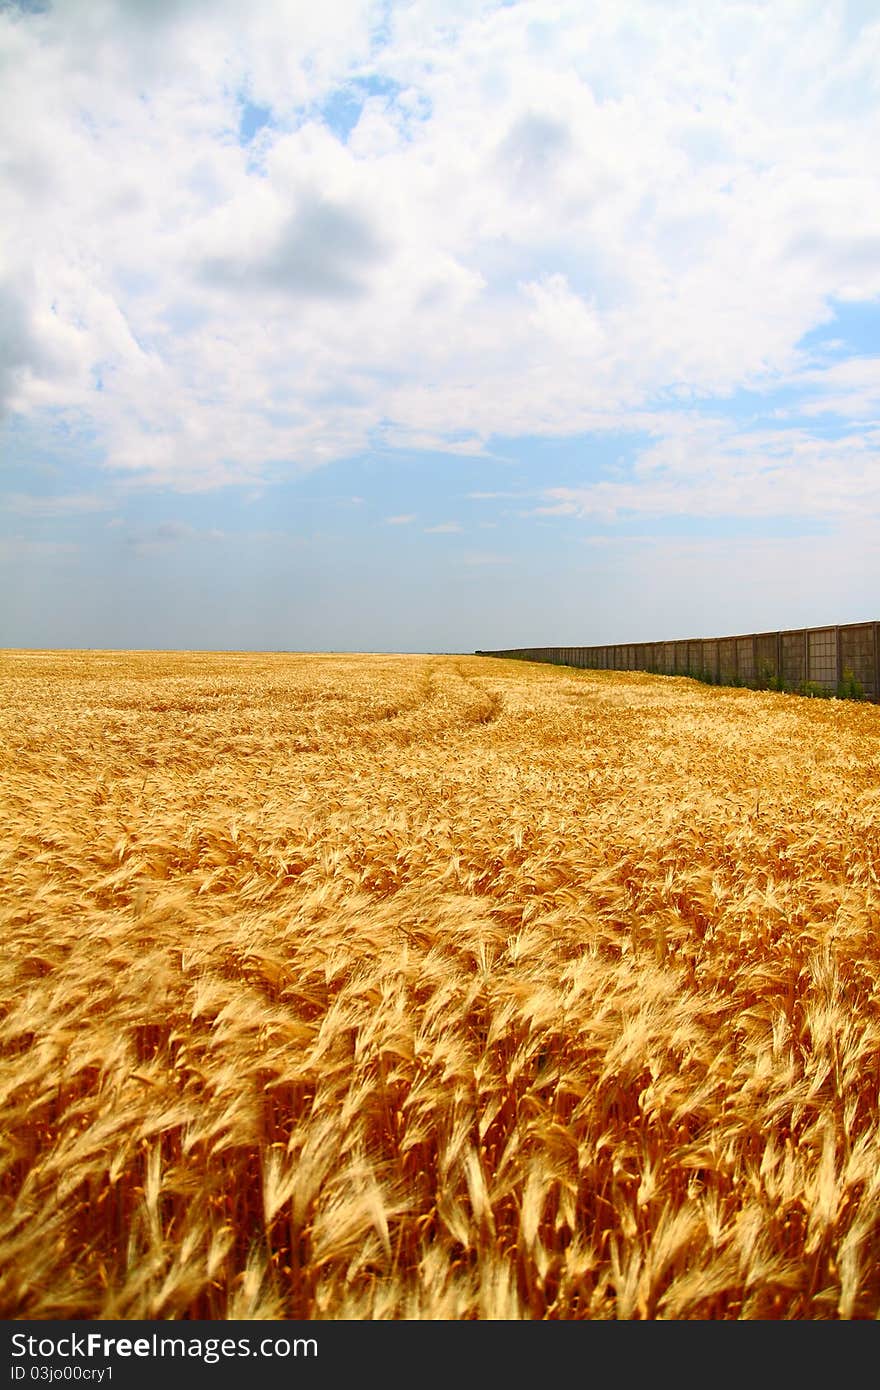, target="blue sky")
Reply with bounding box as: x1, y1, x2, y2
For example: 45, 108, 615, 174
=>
1, 0, 878, 652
